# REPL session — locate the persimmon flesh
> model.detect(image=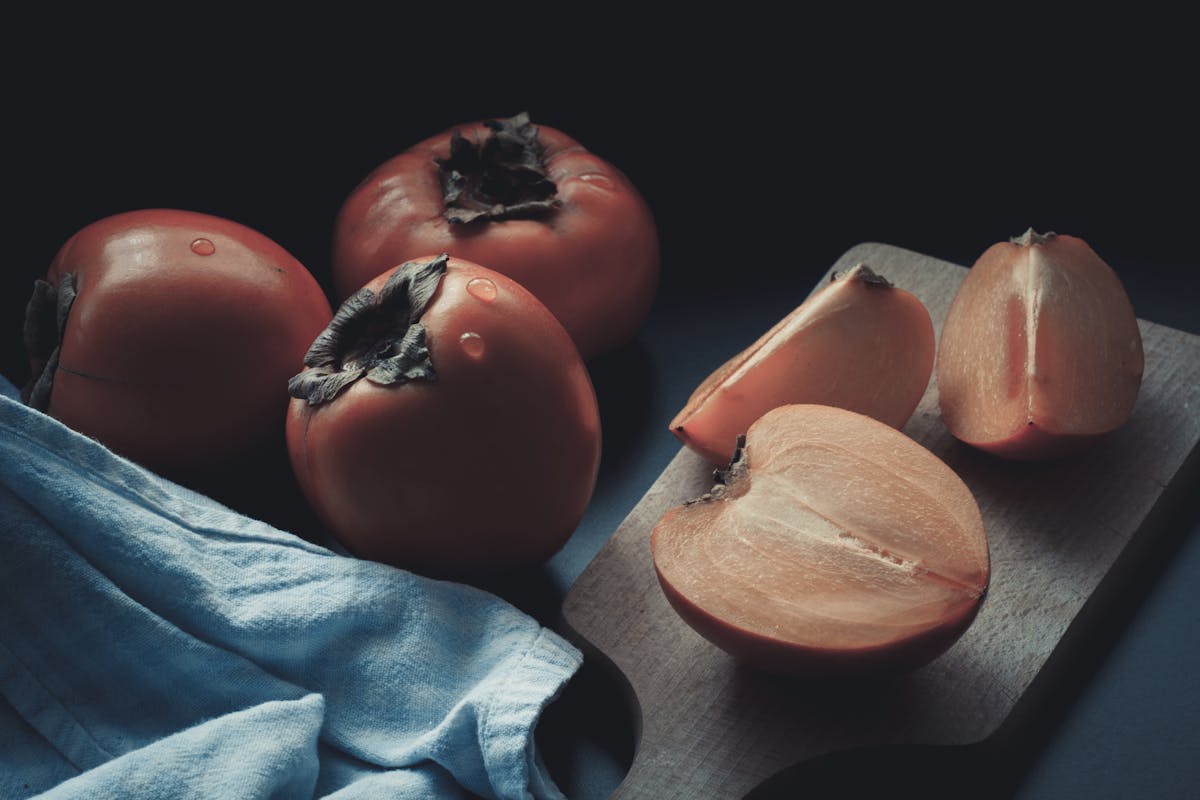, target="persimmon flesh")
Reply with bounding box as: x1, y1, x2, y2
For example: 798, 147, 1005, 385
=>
937, 230, 1144, 460
670, 264, 935, 466
651, 404, 989, 677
